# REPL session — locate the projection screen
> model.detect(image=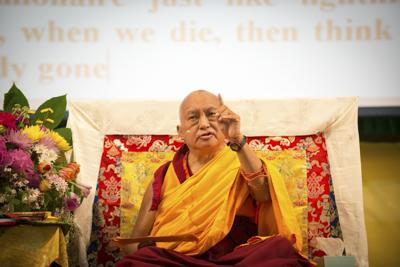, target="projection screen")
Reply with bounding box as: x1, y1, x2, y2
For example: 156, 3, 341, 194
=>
0, 0, 399, 106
